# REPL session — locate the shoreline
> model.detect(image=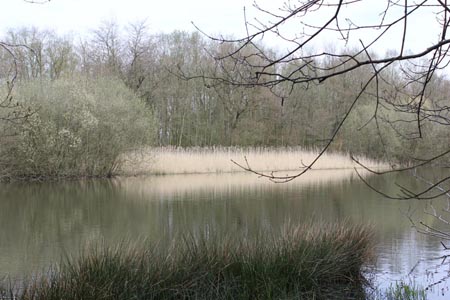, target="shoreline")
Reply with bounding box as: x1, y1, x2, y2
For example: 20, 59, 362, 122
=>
2, 146, 390, 182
